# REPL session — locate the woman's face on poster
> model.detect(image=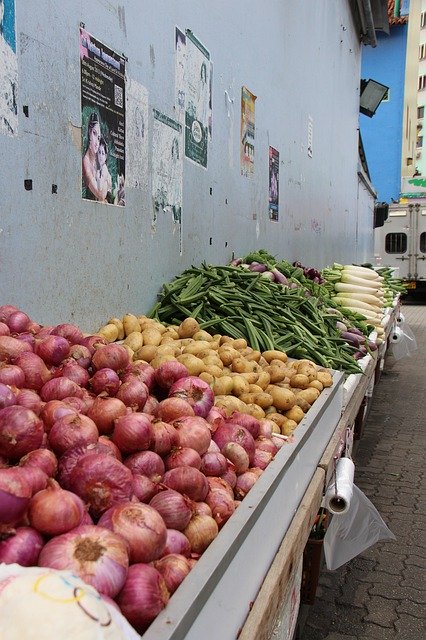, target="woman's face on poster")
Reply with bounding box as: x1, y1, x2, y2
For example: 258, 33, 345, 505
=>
98, 144, 107, 167
89, 122, 101, 153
